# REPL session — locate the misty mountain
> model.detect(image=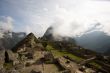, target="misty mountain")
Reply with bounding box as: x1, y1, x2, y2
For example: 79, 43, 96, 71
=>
105, 49, 110, 56
42, 27, 54, 40
75, 31, 110, 53
42, 26, 76, 43
0, 32, 26, 49
43, 26, 110, 54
